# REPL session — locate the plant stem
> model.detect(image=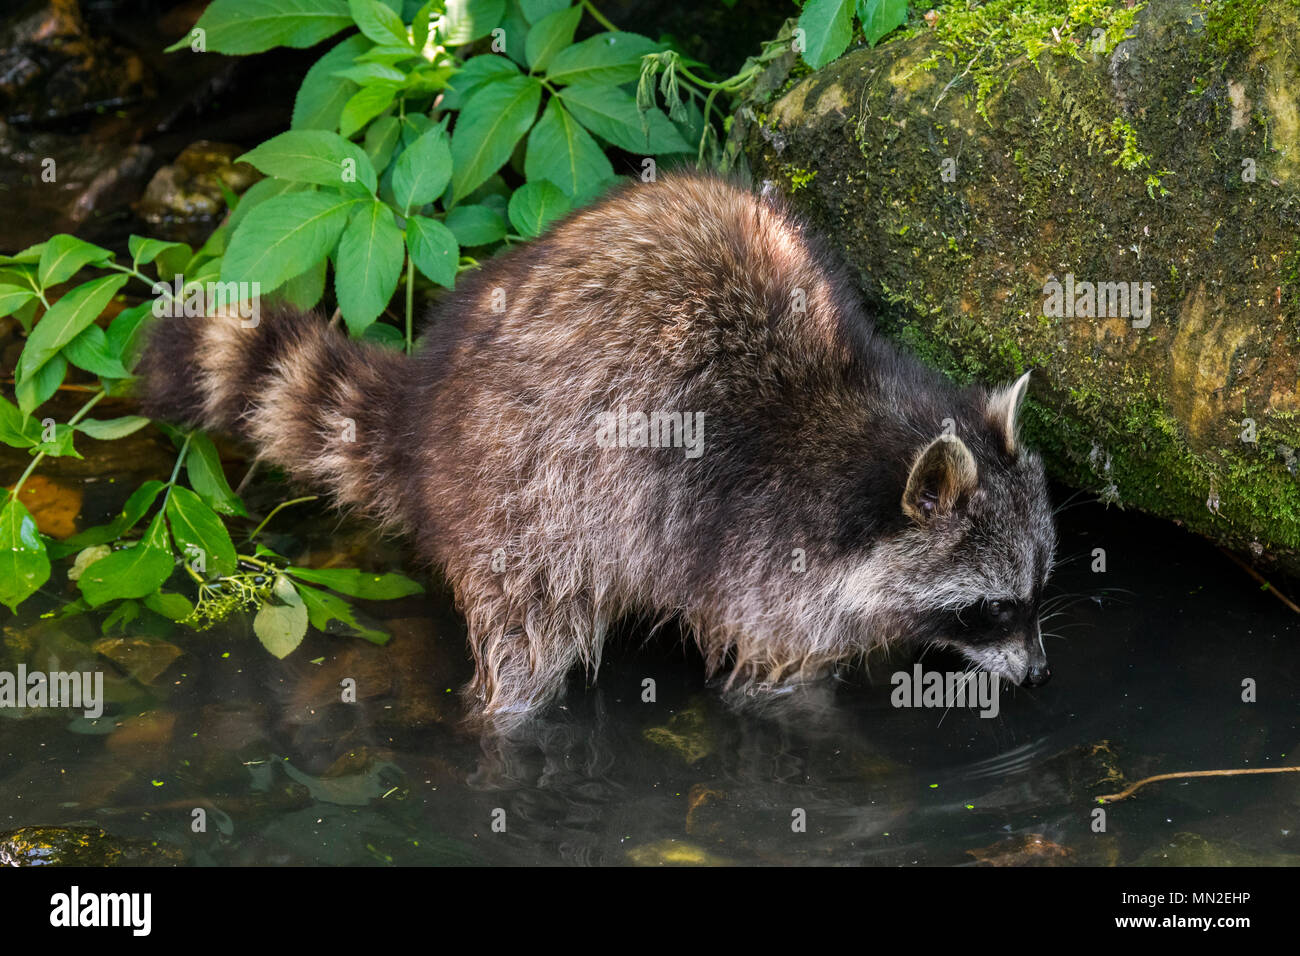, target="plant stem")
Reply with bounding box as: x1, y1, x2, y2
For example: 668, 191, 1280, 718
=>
581, 0, 618, 33
247, 496, 319, 541
159, 431, 193, 513
7, 388, 106, 502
